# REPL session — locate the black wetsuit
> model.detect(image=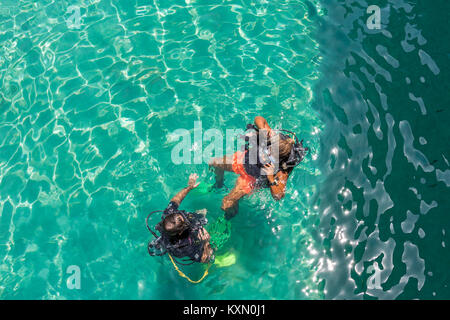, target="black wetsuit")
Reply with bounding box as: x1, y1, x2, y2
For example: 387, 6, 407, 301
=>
159, 202, 208, 263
